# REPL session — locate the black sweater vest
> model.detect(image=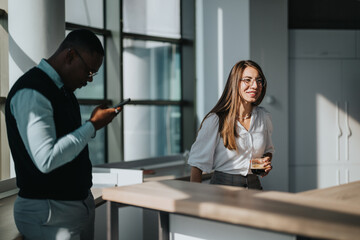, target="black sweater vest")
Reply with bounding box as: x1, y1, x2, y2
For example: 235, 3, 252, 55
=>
5, 67, 92, 200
